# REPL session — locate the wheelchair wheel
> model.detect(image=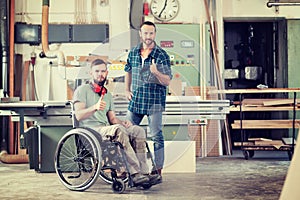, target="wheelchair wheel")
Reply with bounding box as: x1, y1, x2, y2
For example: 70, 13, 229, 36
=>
54, 128, 102, 191
112, 179, 126, 194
